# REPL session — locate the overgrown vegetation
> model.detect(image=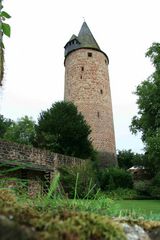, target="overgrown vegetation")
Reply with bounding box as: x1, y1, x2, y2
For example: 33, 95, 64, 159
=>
59, 161, 98, 199
117, 149, 145, 169
3, 116, 36, 145
0, 101, 95, 160
0, 160, 160, 240
130, 42, 160, 175
0, 188, 127, 240
35, 101, 94, 159
0, 0, 11, 86
98, 167, 133, 191
0, 114, 13, 138
0, 36, 160, 237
